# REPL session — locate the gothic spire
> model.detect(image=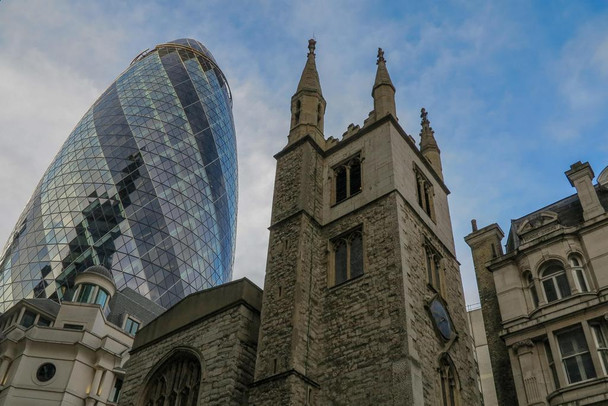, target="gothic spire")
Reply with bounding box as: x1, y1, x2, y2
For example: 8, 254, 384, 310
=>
419, 108, 443, 180
296, 39, 323, 95
289, 39, 326, 146
372, 48, 396, 119
373, 48, 395, 93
